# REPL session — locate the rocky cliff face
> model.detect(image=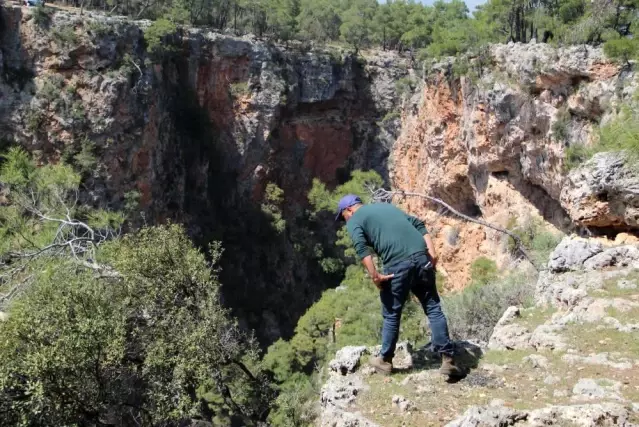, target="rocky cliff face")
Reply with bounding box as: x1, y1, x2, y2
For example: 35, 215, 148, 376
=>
0, 5, 410, 343
3, 4, 639, 342
391, 43, 639, 286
